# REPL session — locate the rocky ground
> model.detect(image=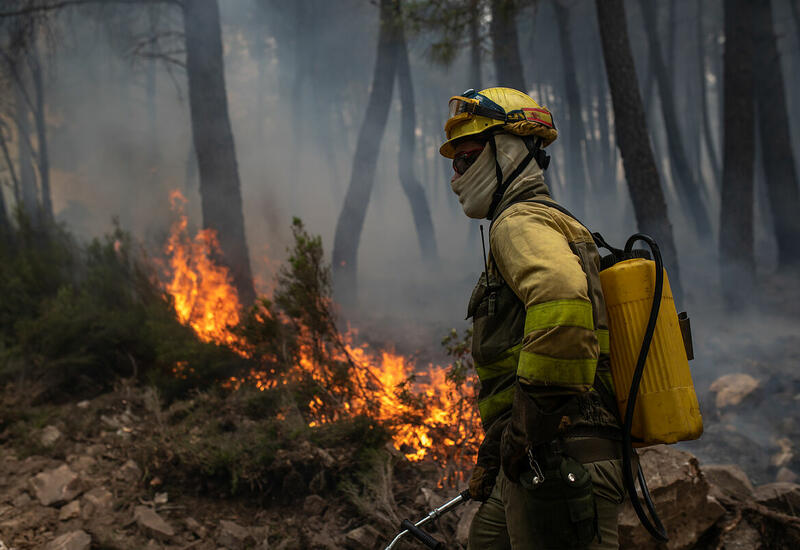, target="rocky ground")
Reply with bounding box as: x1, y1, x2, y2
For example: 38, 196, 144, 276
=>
0, 381, 799, 550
